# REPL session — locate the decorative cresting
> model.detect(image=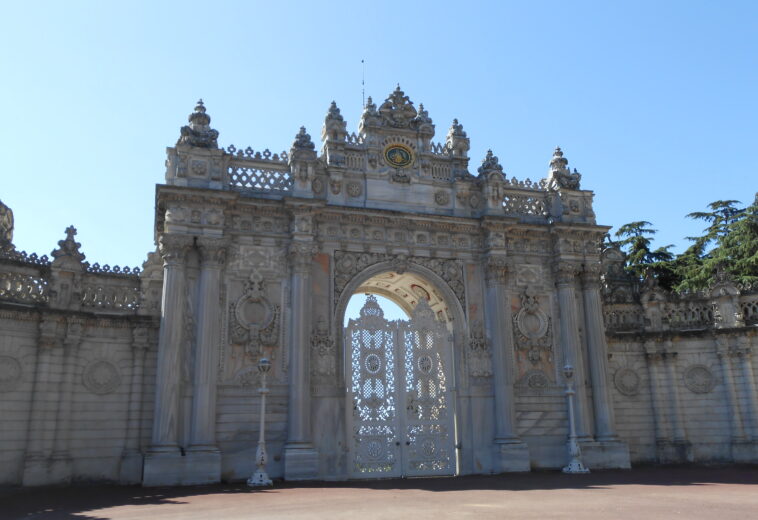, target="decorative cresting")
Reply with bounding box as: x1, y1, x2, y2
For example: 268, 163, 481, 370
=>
346, 296, 455, 478
333, 250, 465, 311
513, 286, 553, 366
229, 270, 280, 357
